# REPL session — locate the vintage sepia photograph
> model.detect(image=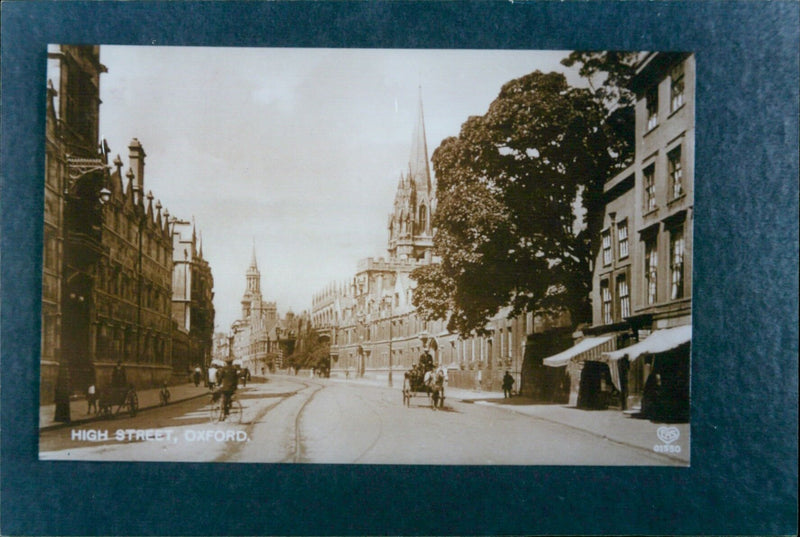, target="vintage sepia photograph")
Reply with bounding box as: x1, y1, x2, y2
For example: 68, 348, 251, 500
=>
38, 45, 694, 465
